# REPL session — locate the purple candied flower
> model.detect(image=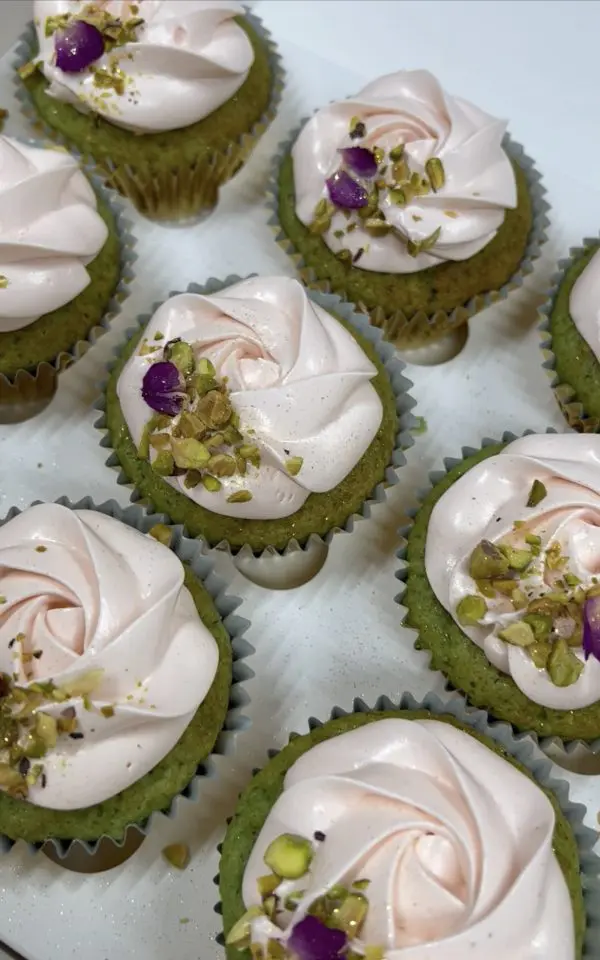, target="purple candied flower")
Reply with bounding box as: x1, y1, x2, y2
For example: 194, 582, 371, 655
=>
55, 20, 105, 73
326, 170, 369, 210
141, 361, 184, 416
338, 146, 378, 179
287, 916, 347, 960
583, 595, 600, 661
